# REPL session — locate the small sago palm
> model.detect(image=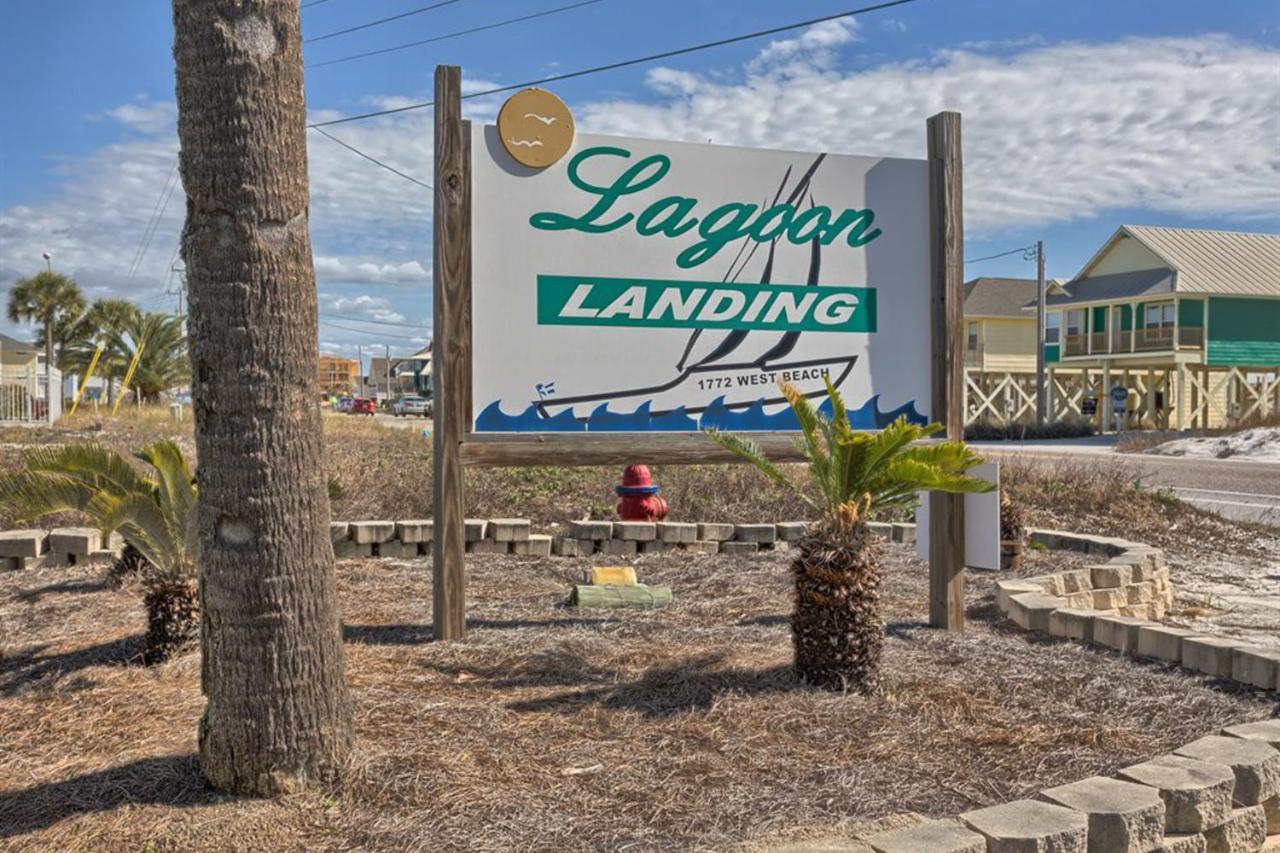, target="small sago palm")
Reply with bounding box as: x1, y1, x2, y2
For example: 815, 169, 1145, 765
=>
0, 441, 198, 662
707, 379, 993, 692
